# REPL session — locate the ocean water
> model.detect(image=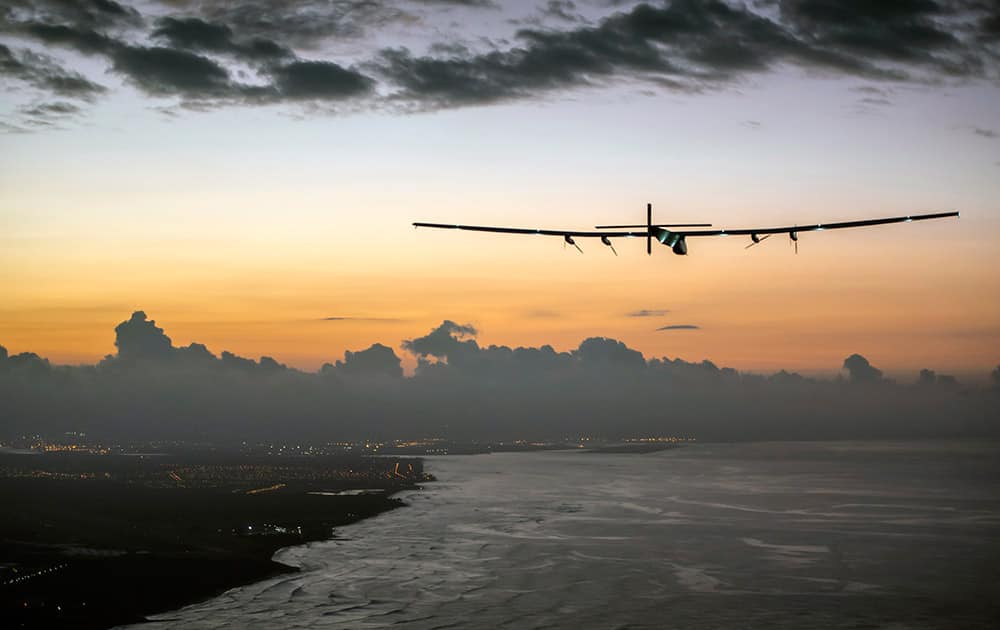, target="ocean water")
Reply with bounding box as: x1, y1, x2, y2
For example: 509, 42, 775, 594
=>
137, 442, 1000, 629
